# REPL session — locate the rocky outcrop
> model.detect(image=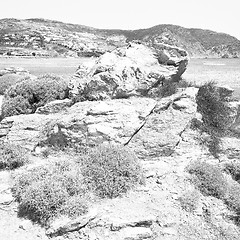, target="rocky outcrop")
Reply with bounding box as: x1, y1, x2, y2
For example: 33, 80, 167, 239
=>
0, 88, 197, 156
68, 42, 189, 100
